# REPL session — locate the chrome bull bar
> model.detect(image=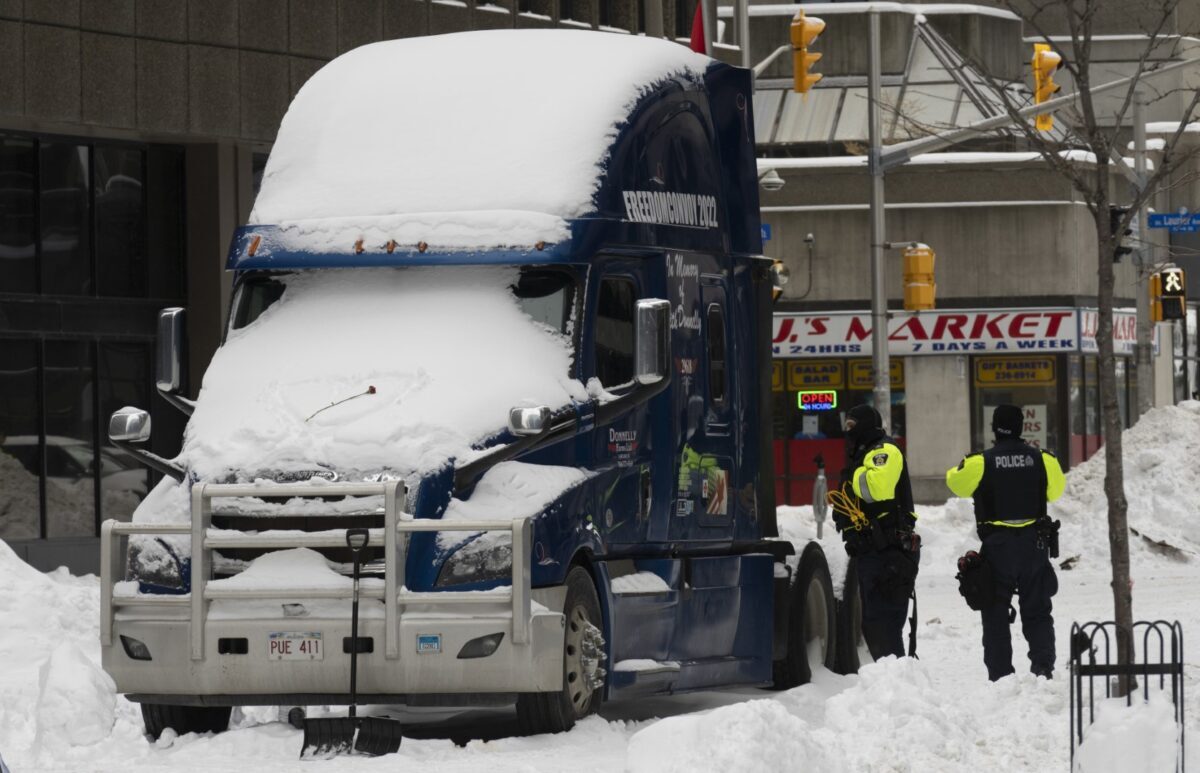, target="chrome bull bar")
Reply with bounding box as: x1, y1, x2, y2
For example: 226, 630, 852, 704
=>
100, 480, 533, 662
